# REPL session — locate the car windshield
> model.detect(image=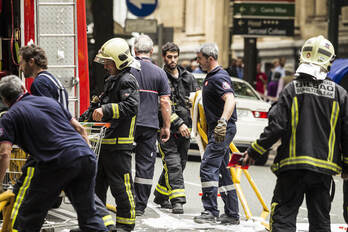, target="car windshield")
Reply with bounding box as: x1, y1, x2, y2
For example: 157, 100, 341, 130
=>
192, 73, 260, 100
232, 81, 259, 100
